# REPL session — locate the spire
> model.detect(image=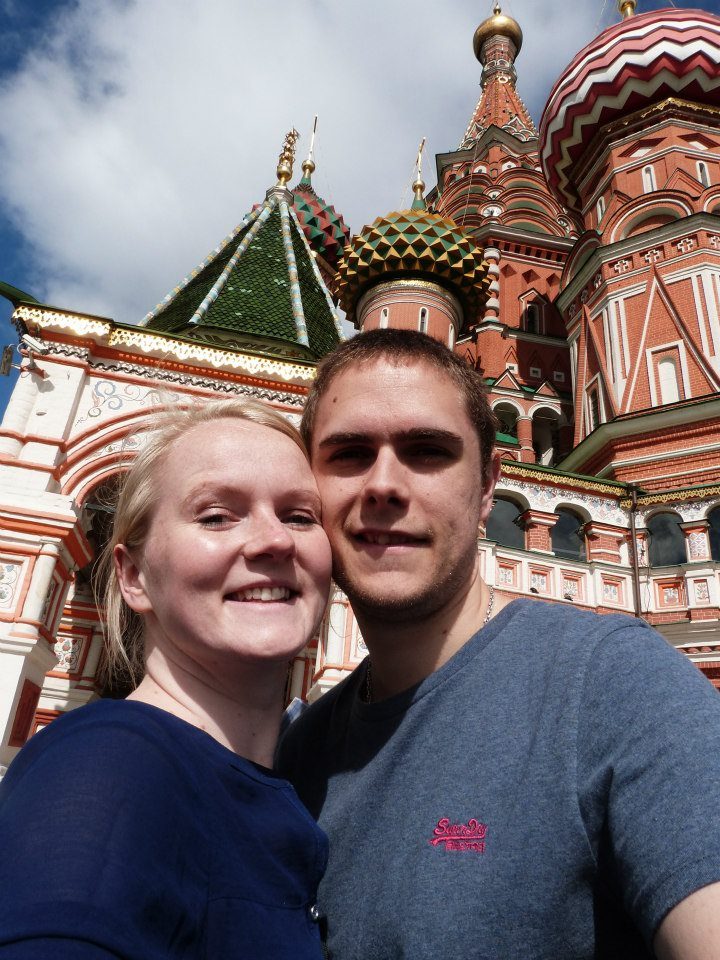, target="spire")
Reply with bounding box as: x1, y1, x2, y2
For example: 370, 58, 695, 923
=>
411, 137, 427, 211
460, 5, 536, 147
140, 127, 343, 360
617, 0, 637, 17
299, 115, 317, 188
275, 128, 300, 187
